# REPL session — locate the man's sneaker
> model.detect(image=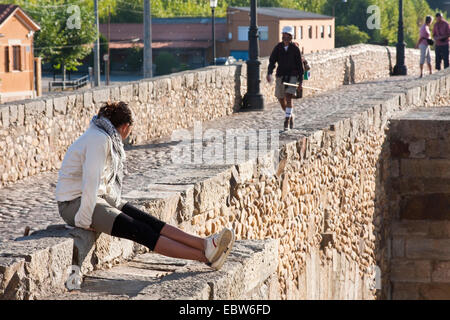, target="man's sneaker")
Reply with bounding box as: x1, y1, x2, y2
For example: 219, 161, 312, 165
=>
289, 114, 294, 129
284, 117, 290, 131
205, 228, 234, 264
210, 229, 235, 271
